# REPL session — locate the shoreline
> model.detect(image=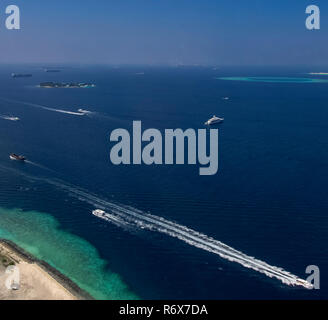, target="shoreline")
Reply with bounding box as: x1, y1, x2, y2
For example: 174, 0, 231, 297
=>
0, 238, 94, 300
